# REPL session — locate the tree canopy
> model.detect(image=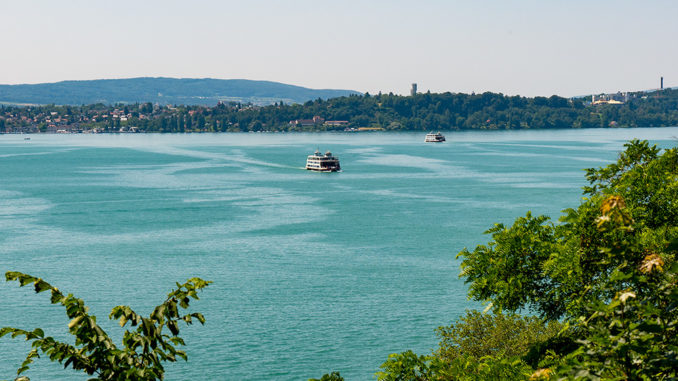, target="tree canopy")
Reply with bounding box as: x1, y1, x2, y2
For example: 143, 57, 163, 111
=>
378, 140, 678, 380
459, 139, 678, 322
